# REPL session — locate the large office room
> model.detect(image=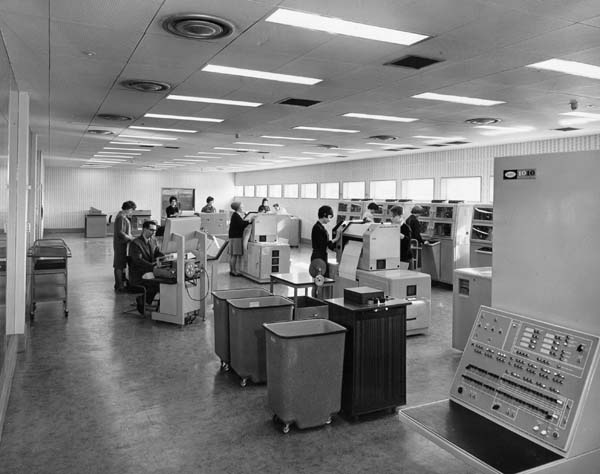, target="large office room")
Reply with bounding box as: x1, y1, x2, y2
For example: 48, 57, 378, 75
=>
1, 1, 599, 473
